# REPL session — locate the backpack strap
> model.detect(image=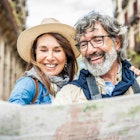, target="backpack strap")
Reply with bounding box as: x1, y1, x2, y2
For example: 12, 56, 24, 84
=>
132, 79, 140, 94
86, 74, 102, 100
86, 74, 140, 98
30, 78, 38, 104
